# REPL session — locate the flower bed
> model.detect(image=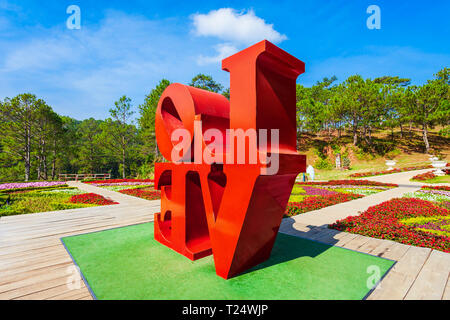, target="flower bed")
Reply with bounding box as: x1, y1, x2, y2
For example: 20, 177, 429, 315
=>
321, 185, 389, 190
301, 186, 338, 196
329, 198, 450, 252
0, 181, 66, 191
348, 165, 433, 178
286, 181, 392, 216
420, 189, 450, 198
411, 171, 437, 181
0, 187, 115, 216
403, 191, 450, 204
422, 185, 450, 192
285, 193, 363, 217
401, 215, 450, 238
119, 188, 161, 200
297, 180, 397, 187
70, 193, 118, 205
